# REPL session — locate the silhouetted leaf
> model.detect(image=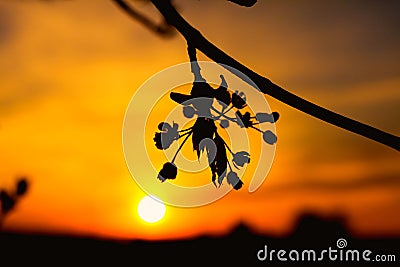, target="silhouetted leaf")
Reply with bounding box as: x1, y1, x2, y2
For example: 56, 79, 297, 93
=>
210, 134, 228, 186
170, 92, 192, 105
190, 81, 215, 98
214, 75, 231, 106
192, 118, 216, 158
